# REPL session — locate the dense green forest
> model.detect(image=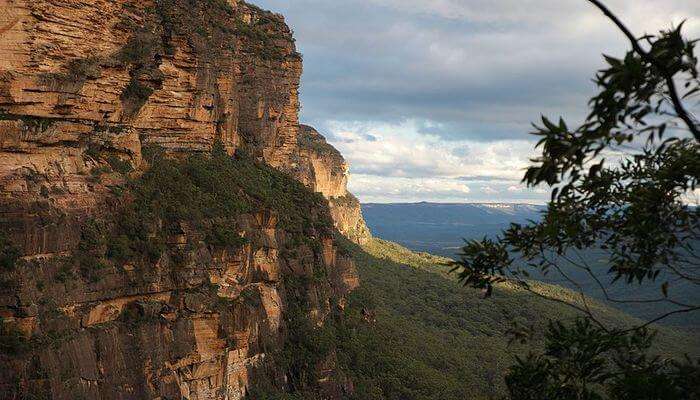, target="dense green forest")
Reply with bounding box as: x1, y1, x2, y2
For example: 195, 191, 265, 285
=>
328, 239, 700, 400
361, 203, 700, 329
